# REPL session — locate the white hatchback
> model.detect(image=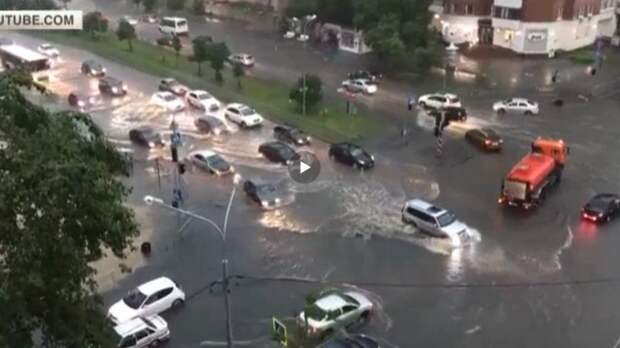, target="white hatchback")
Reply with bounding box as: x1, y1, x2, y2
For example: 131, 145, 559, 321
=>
151, 91, 185, 112
187, 89, 220, 112
224, 103, 263, 128
108, 277, 185, 324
